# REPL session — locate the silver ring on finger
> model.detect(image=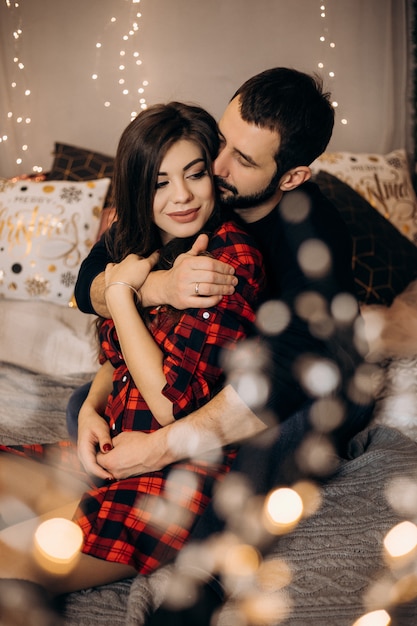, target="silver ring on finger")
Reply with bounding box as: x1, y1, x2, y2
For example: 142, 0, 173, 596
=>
195, 282, 200, 295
